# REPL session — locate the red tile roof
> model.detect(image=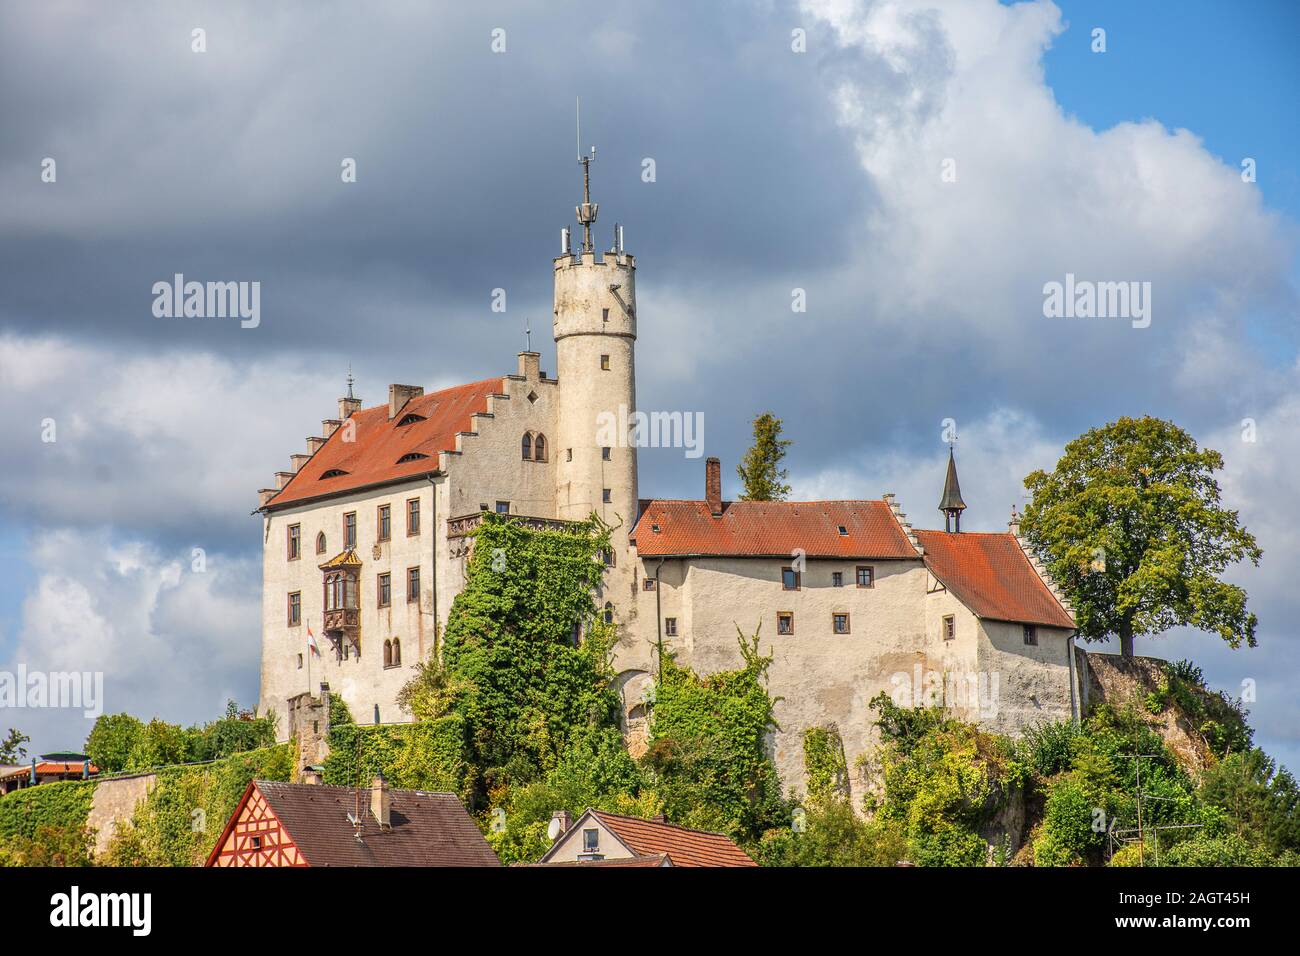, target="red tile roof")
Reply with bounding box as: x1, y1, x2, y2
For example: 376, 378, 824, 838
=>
591, 811, 757, 867
266, 378, 501, 509
915, 530, 1074, 629
0, 761, 97, 780
523, 852, 673, 867
245, 780, 501, 867
631, 500, 918, 559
